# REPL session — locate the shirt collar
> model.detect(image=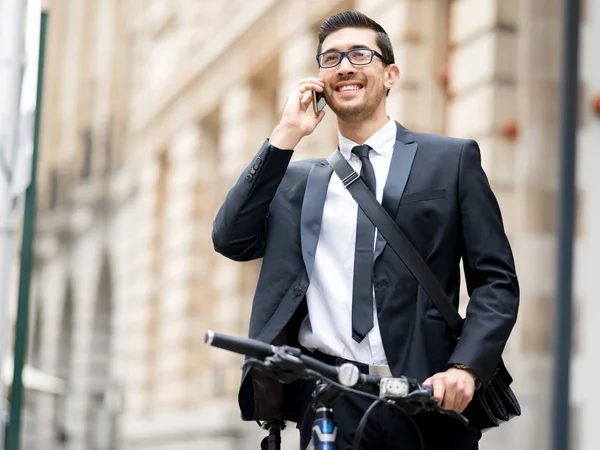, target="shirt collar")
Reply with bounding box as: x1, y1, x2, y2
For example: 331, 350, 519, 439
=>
338, 116, 396, 161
